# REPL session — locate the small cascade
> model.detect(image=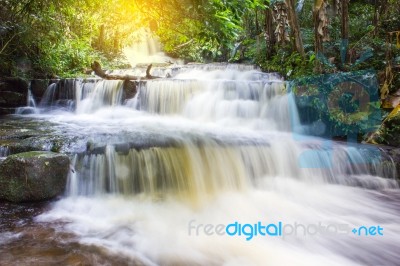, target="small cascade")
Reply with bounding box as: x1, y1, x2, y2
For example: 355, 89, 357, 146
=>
131, 68, 300, 131
138, 79, 202, 114
39, 79, 79, 111
30, 78, 100, 113
71, 142, 256, 198
0, 146, 9, 158
39, 83, 57, 108
15, 82, 39, 114
27, 84, 37, 108
58, 79, 78, 110
70, 136, 398, 199
179, 63, 261, 72
182, 79, 299, 131
76, 80, 124, 114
